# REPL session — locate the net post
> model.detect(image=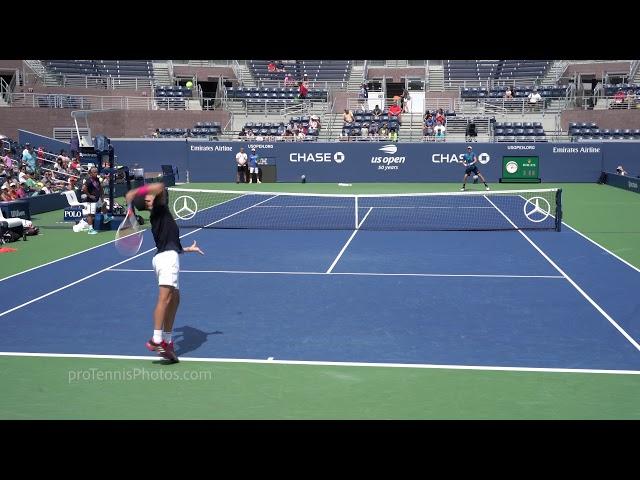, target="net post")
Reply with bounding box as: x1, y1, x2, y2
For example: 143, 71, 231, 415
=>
555, 188, 563, 232
354, 195, 359, 229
